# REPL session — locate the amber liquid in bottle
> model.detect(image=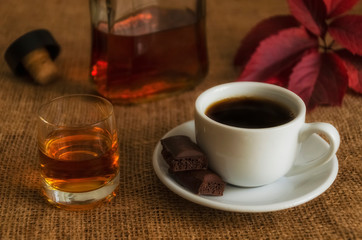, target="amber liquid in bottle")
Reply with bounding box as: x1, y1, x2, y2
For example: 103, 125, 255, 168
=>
90, 6, 208, 104
39, 127, 119, 193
